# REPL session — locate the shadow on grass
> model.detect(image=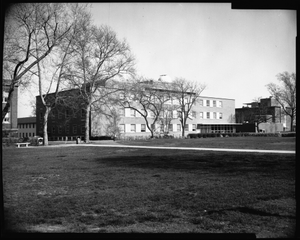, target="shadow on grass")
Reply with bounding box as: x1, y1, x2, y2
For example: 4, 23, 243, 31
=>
97, 150, 295, 177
